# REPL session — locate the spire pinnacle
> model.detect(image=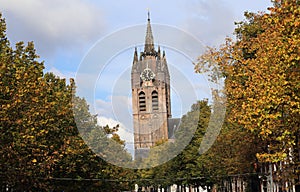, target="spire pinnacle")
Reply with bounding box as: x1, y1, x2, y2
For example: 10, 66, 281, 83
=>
157, 45, 161, 59
133, 47, 138, 63
144, 11, 155, 55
